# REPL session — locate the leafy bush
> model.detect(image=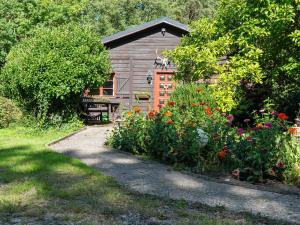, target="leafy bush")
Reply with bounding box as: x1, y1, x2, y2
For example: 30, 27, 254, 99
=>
109, 84, 233, 171
109, 84, 300, 184
167, 0, 300, 119
0, 96, 22, 128
0, 23, 111, 124
109, 107, 150, 154
229, 111, 300, 183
